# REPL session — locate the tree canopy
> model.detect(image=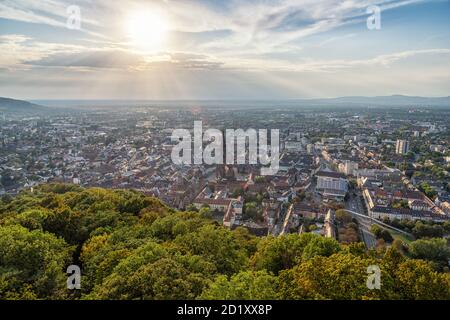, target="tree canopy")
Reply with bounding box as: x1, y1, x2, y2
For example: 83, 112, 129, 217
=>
0, 184, 449, 300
